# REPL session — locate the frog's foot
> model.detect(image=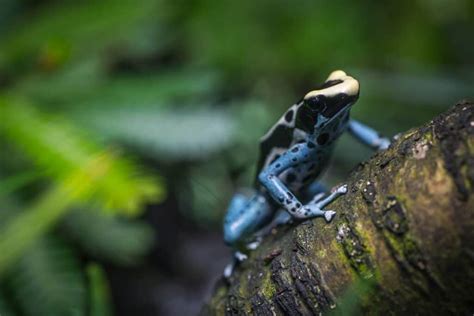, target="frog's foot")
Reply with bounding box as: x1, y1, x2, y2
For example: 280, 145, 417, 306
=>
378, 137, 391, 151
235, 251, 248, 262
223, 263, 234, 279
246, 238, 262, 250
223, 251, 248, 279
334, 184, 349, 194
324, 210, 336, 222
299, 184, 348, 221
300, 204, 336, 222
393, 133, 402, 141
311, 184, 347, 208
